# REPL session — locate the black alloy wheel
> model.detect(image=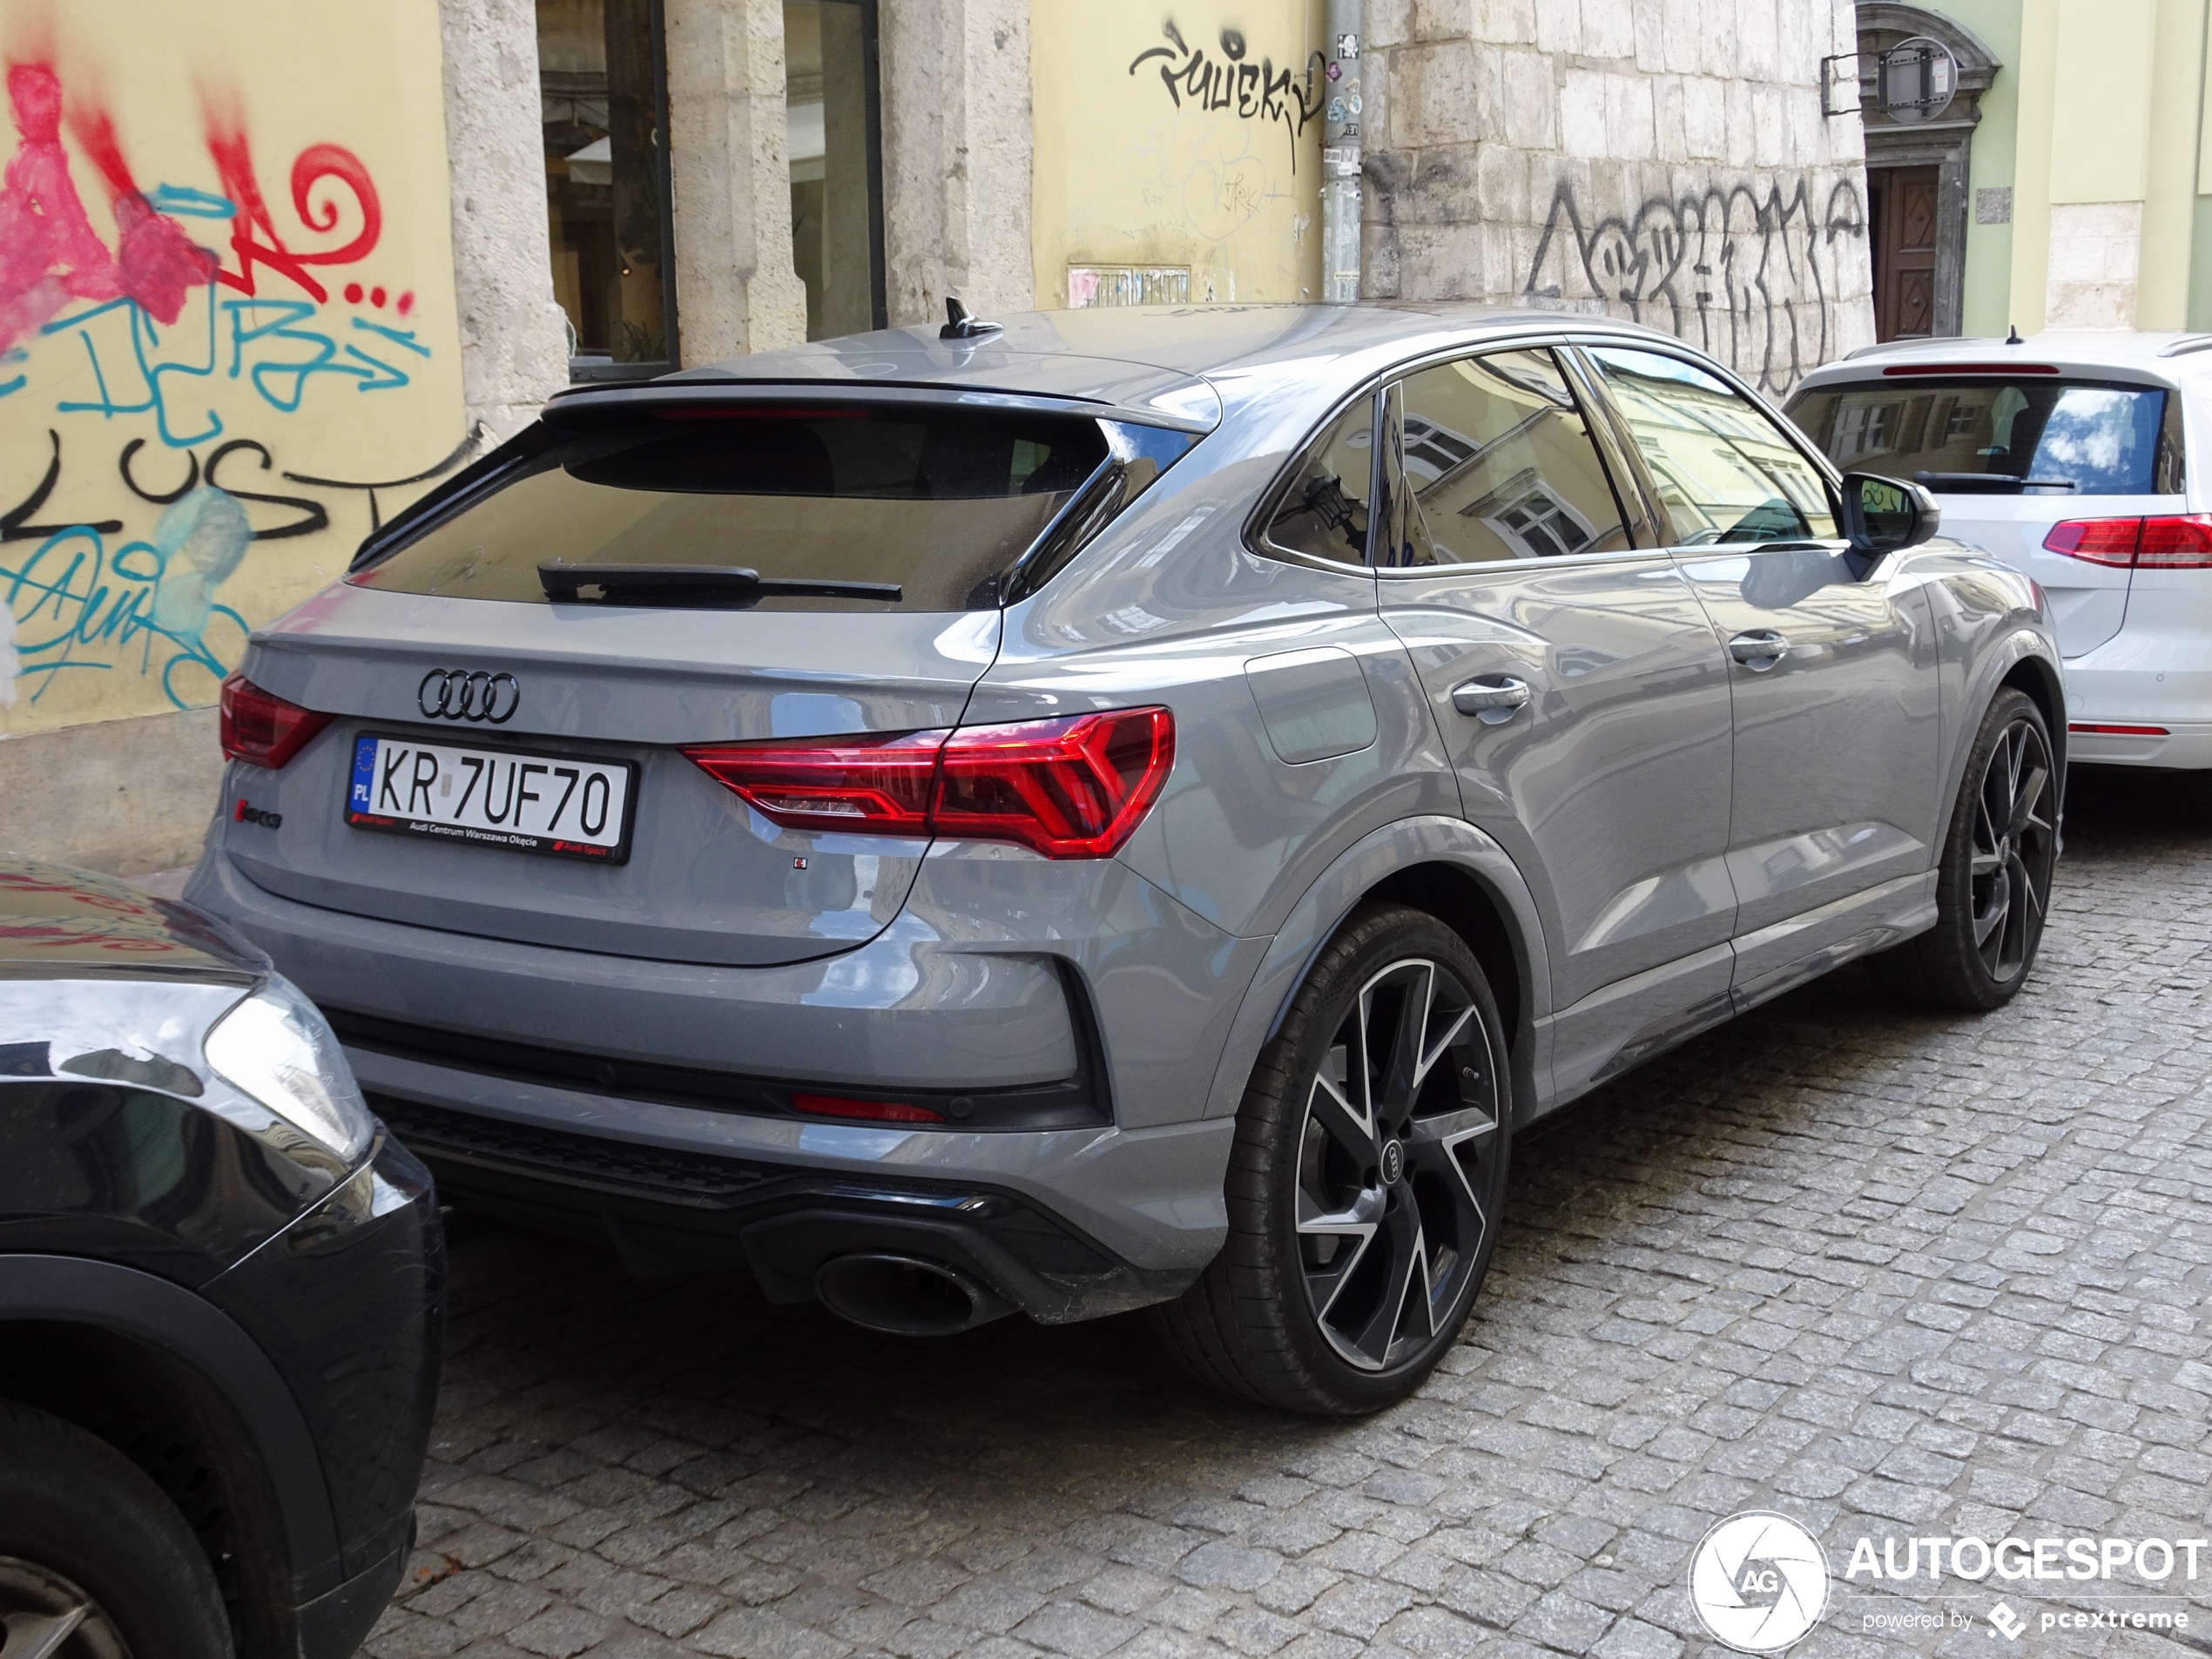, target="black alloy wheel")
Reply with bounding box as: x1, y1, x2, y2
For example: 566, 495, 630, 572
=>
1152, 904, 1513, 1413
1876, 687, 2059, 1010
1966, 709, 2058, 983
1294, 955, 1501, 1371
